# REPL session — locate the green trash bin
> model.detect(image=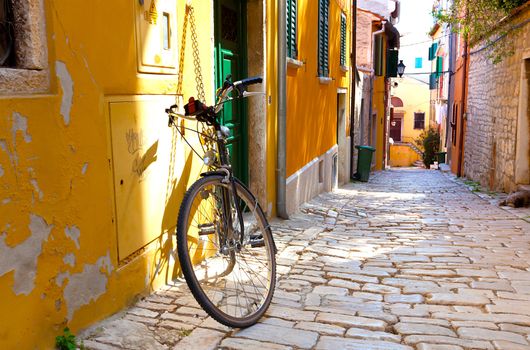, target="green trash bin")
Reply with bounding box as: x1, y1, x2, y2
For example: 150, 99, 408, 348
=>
354, 145, 376, 182
435, 152, 447, 164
